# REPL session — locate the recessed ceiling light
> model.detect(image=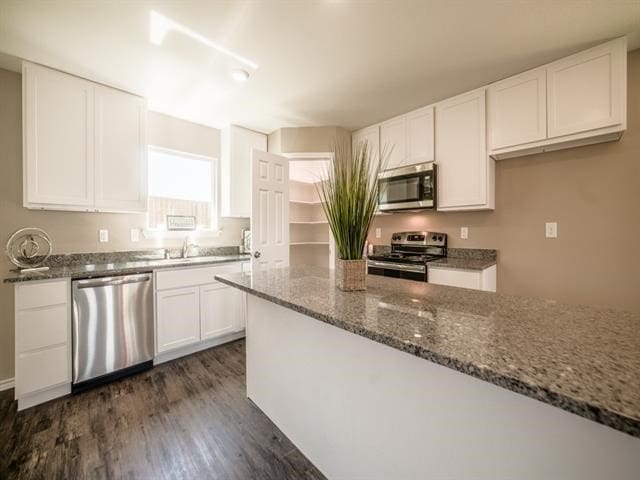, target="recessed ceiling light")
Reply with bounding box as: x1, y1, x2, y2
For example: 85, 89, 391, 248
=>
231, 69, 250, 82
